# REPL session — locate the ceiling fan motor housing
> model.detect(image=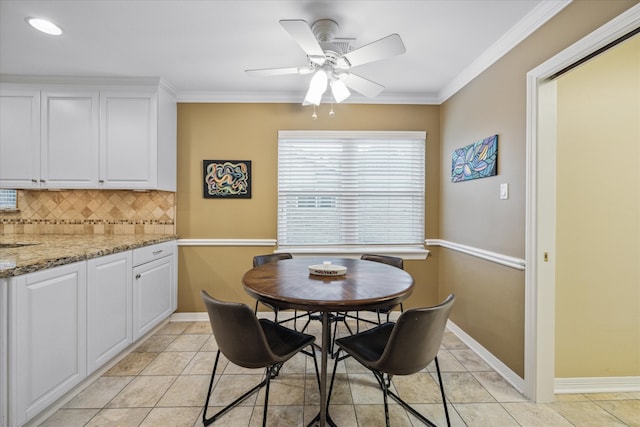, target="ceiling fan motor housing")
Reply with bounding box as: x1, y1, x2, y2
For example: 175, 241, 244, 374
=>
311, 19, 339, 42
